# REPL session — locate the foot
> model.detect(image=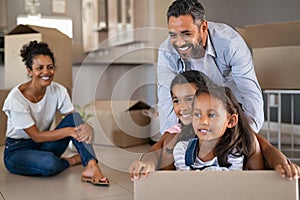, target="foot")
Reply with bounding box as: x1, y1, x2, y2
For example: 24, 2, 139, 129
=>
63, 154, 82, 166
81, 176, 109, 186
82, 160, 109, 185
